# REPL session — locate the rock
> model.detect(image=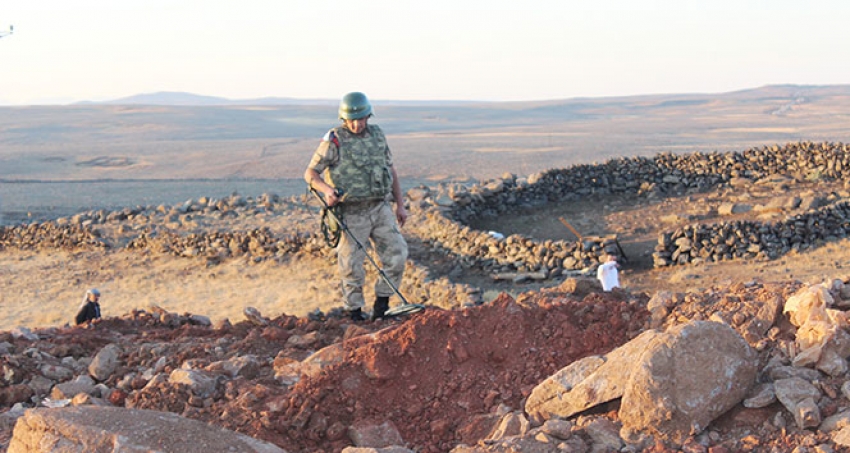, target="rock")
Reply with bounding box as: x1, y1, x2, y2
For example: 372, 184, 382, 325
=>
70, 393, 108, 407
287, 331, 321, 347
189, 314, 212, 326
555, 278, 602, 296
244, 307, 269, 326
40, 364, 73, 382
0, 385, 34, 406
348, 420, 404, 449
406, 187, 431, 202
10, 327, 39, 341
743, 383, 776, 408
527, 172, 545, 185
740, 294, 783, 345
88, 344, 122, 382
50, 375, 97, 400
486, 412, 530, 441
647, 291, 678, 328
660, 213, 692, 224
539, 419, 572, 440
584, 417, 624, 452
300, 343, 347, 379
7, 406, 287, 453
169, 369, 218, 398
820, 410, 850, 433
765, 364, 822, 382
774, 378, 822, 429
208, 355, 261, 379
455, 413, 503, 446
526, 329, 662, 420
833, 426, 850, 448
619, 321, 757, 443
718, 203, 753, 216
273, 357, 301, 386
27, 376, 54, 396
